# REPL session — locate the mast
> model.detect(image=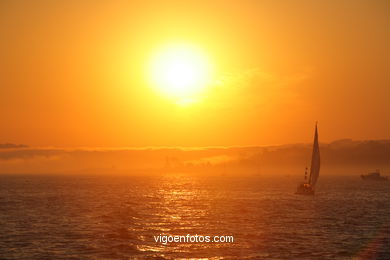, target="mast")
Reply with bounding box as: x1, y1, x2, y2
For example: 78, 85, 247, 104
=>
304, 167, 308, 181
